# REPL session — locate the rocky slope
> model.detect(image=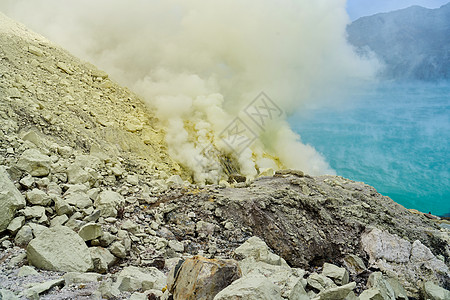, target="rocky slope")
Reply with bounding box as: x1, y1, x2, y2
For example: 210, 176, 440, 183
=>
0, 11, 449, 300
